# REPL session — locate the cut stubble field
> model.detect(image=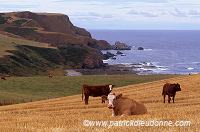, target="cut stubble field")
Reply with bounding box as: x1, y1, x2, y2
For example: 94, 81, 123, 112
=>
0, 74, 199, 131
